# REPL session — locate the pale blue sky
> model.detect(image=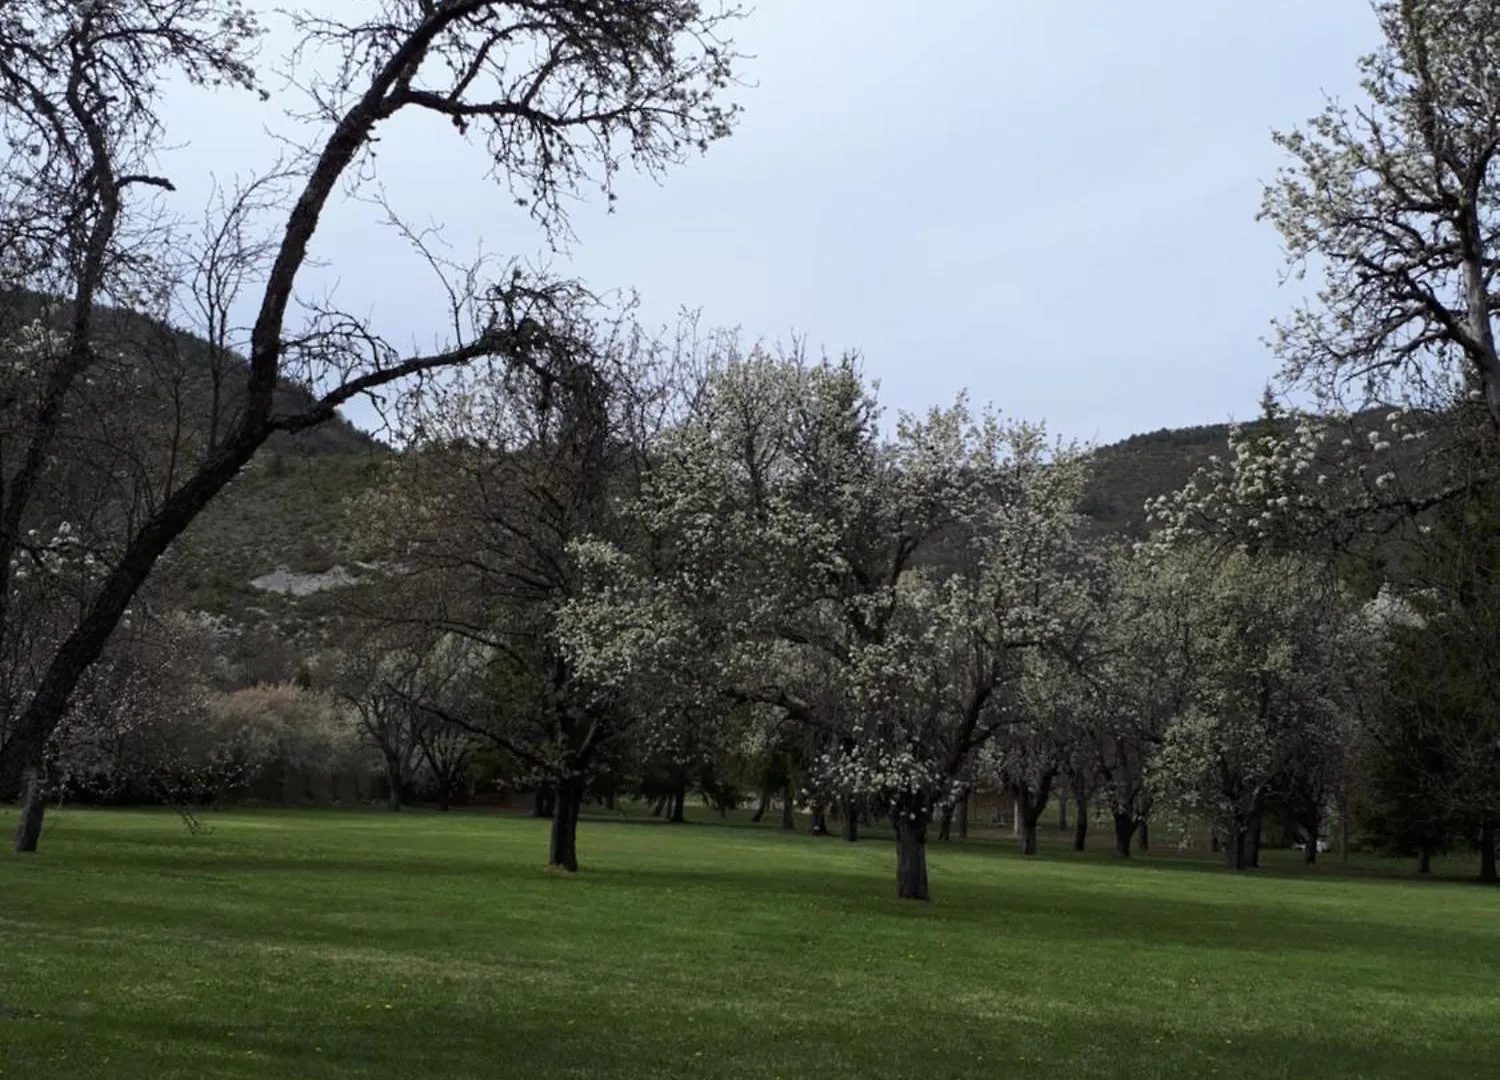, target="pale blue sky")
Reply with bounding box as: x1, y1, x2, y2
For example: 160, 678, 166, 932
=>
160, 1, 1384, 445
